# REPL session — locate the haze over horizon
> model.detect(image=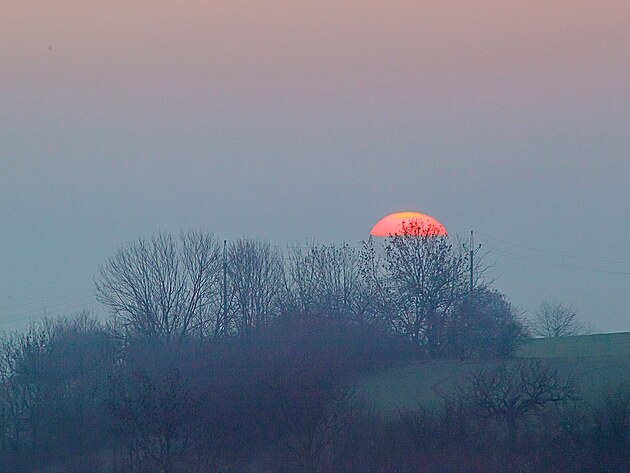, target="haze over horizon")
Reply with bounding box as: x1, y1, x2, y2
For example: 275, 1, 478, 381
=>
2, 1, 630, 332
